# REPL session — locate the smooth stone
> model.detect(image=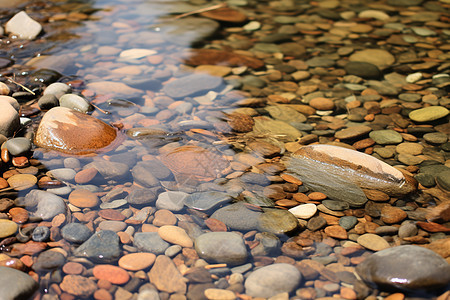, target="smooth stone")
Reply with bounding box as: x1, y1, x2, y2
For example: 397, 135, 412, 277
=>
195, 232, 248, 266
59, 94, 93, 113
0, 266, 38, 299
339, 216, 358, 230
0, 101, 20, 137
387, 0, 422, 5
322, 200, 349, 211
33, 250, 66, 271
155, 191, 188, 211
349, 49, 395, 69
118, 253, 156, 271
185, 191, 232, 212
48, 168, 77, 181
265, 105, 307, 123
31, 226, 50, 242
0, 219, 18, 238
43, 82, 72, 99
163, 73, 223, 98
24, 190, 66, 220
86, 81, 142, 98
73, 230, 121, 262
119, 48, 157, 60
160, 16, 219, 46
7, 174, 37, 190
87, 159, 129, 180
0, 96, 19, 112
60, 275, 97, 297
5, 11, 42, 39
398, 222, 418, 238
436, 170, 450, 191
204, 288, 236, 300
4, 137, 32, 156
288, 145, 417, 205
288, 203, 317, 219
335, 125, 372, 140
357, 233, 390, 251
358, 10, 390, 20
93, 265, 130, 285
253, 116, 302, 142
395, 142, 423, 155
131, 161, 164, 188
38, 94, 59, 110
369, 130, 403, 145
158, 225, 193, 248
409, 106, 449, 122
98, 220, 126, 232
356, 245, 450, 292
344, 61, 382, 79
126, 188, 158, 206
148, 255, 187, 294
100, 199, 128, 209
34, 107, 118, 155
423, 132, 448, 144
61, 223, 92, 243
68, 189, 99, 208
245, 263, 301, 298
134, 232, 170, 255
258, 208, 299, 235
210, 202, 261, 231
